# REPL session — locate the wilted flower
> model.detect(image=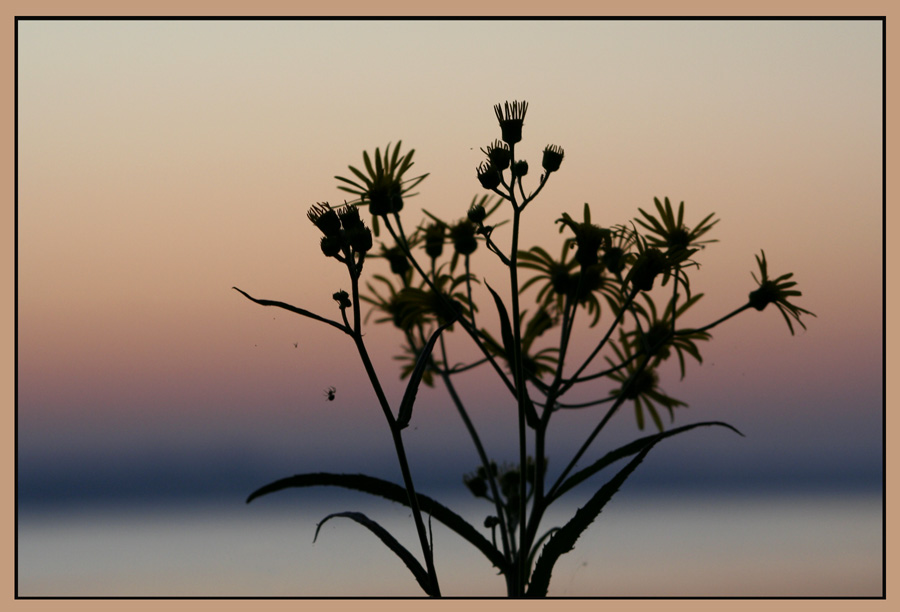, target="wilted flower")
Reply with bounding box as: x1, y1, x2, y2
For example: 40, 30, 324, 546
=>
542, 145, 564, 173
494, 100, 528, 145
